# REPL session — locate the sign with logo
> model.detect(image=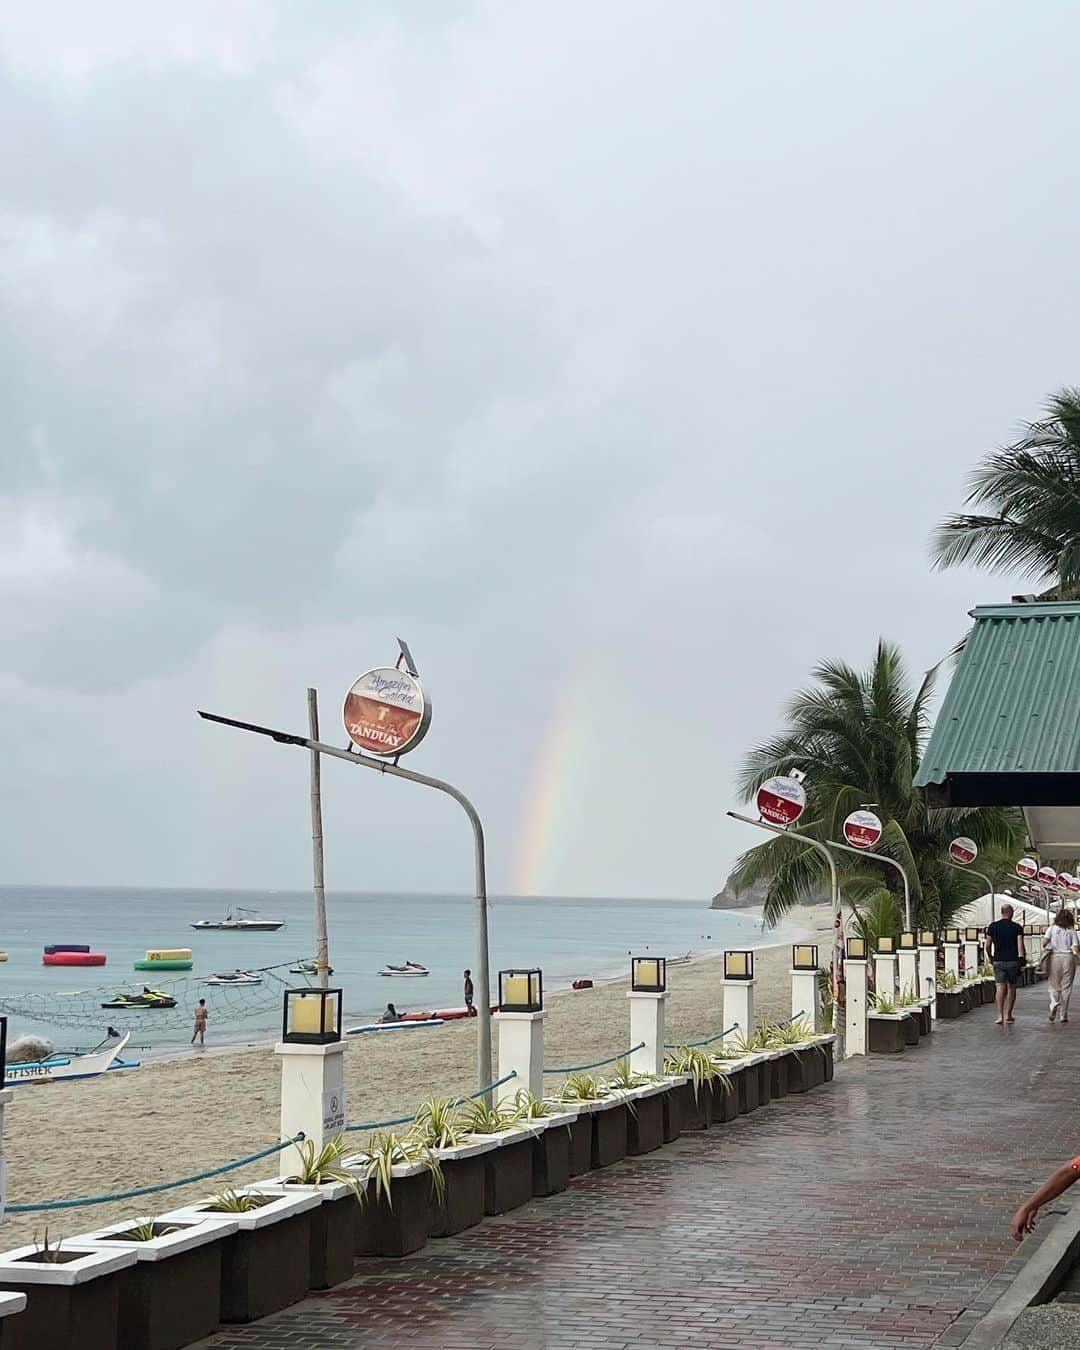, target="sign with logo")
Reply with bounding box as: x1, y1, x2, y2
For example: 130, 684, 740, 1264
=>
322, 1089, 346, 1134
343, 667, 431, 758
948, 837, 978, 865
755, 776, 807, 827
843, 810, 883, 850
1015, 857, 1038, 880
1059, 872, 1074, 890
1038, 865, 1058, 887
1068, 876, 1080, 895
